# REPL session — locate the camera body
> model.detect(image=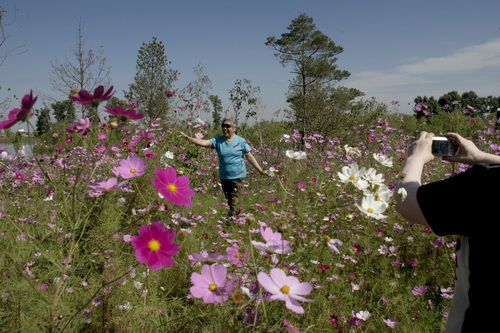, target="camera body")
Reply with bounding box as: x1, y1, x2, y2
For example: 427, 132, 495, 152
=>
432, 137, 455, 156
